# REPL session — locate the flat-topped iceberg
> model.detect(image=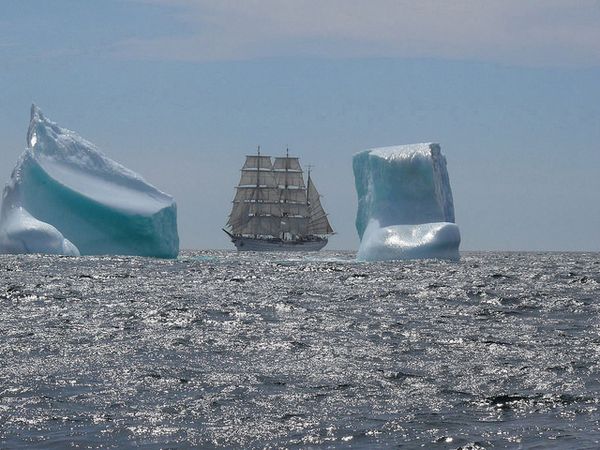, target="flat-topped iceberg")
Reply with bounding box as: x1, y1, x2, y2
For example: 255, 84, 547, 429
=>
353, 143, 460, 261
0, 105, 179, 258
